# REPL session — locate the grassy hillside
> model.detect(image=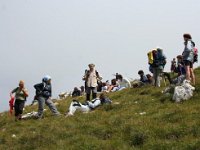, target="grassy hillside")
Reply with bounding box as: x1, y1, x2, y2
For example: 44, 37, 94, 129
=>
0, 68, 200, 150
